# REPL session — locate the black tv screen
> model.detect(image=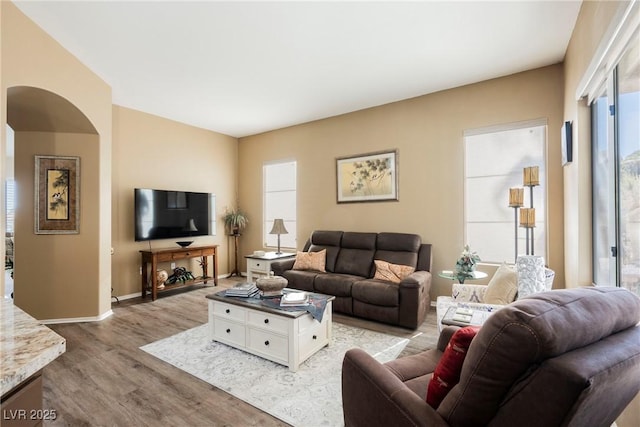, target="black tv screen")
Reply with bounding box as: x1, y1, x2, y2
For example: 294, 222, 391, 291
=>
134, 188, 215, 241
